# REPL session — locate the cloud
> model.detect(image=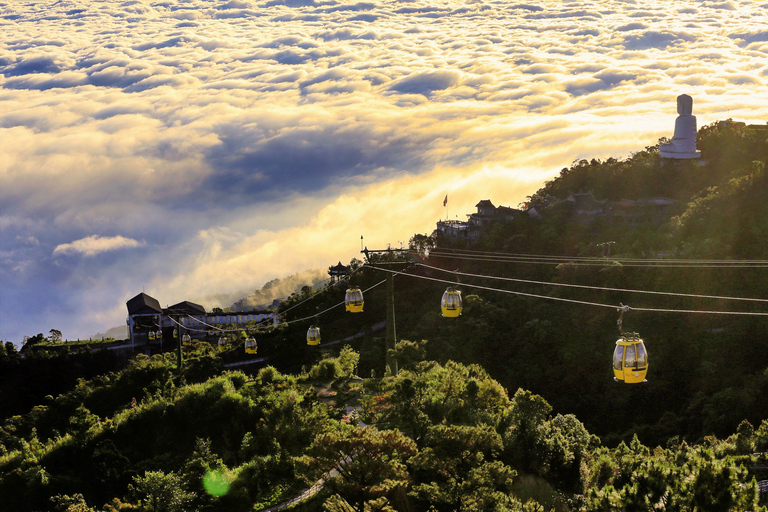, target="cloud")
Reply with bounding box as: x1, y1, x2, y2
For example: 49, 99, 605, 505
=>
4, 55, 64, 76
701, 1, 736, 9
299, 68, 356, 88
564, 78, 606, 97
728, 30, 768, 47
617, 22, 648, 31
524, 9, 603, 20
564, 68, 642, 96
520, 64, 565, 75
621, 30, 696, 49
4, 71, 89, 90
387, 70, 461, 95
325, 2, 377, 13
201, 111, 437, 198
511, 4, 544, 12
316, 28, 379, 41
53, 235, 145, 257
